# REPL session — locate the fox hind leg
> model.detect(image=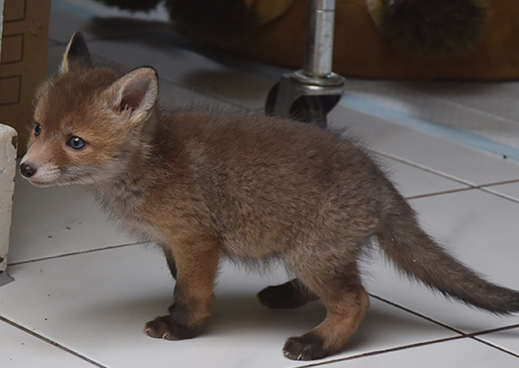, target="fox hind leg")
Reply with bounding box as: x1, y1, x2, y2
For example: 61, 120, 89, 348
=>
258, 278, 319, 309
284, 253, 369, 360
